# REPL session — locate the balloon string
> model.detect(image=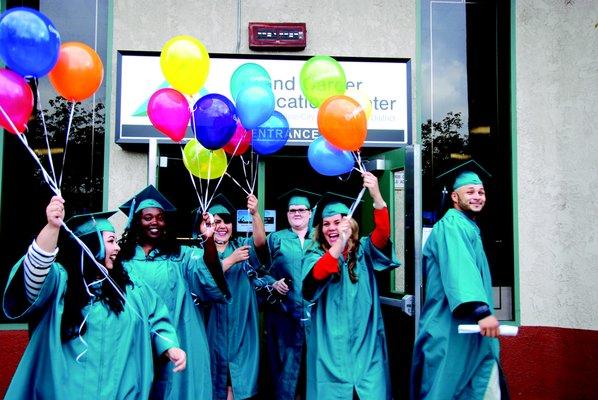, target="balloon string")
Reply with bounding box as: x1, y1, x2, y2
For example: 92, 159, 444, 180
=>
241, 154, 252, 192
251, 153, 259, 194
58, 102, 76, 189
206, 128, 248, 203
225, 172, 250, 196
204, 151, 212, 210
35, 81, 58, 185
0, 105, 60, 194
180, 145, 204, 211
347, 187, 366, 219
352, 151, 366, 173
